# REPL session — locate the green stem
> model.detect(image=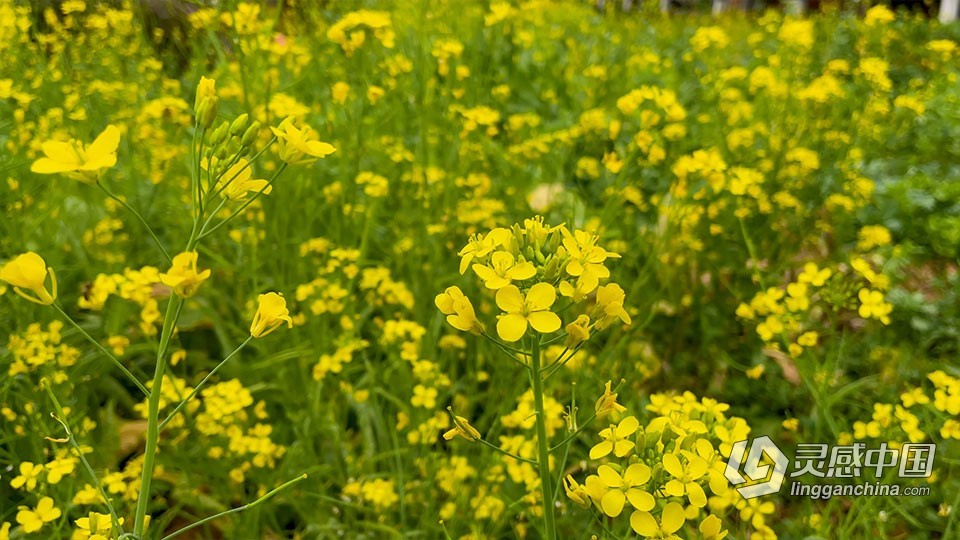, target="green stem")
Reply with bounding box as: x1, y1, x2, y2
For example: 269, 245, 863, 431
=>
96, 181, 172, 264
52, 304, 149, 397
476, 438, 539, 466
44, 385, 125, 538
159, 474, 307, 540
158, 336, 252, 431
133, 295, 183, 537
198, 164, 287, 240
530, 338, 558, 540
